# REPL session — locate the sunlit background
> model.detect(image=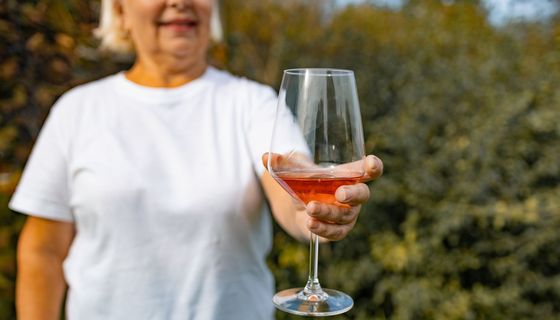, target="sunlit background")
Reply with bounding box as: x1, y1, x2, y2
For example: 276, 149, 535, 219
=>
1, 0, 559, 319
